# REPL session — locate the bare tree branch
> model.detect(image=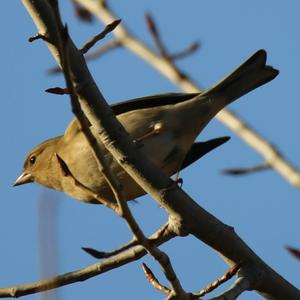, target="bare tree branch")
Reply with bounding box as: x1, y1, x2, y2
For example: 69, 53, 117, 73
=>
0, 226, 175, 298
